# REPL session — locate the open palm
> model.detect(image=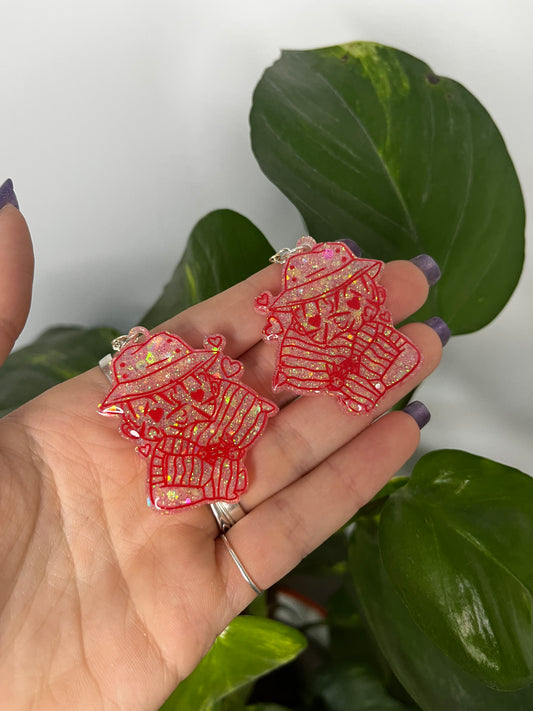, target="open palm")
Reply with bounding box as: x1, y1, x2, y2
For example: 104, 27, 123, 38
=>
0, 204, 443, 710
